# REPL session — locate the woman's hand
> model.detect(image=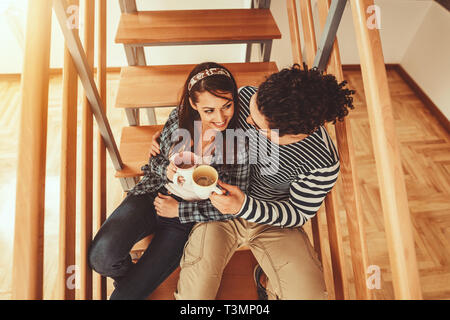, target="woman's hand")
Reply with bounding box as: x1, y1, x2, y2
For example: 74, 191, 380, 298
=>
154, 193, 179, 218
166, 162, 179, 182
149, 129, 162, 157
